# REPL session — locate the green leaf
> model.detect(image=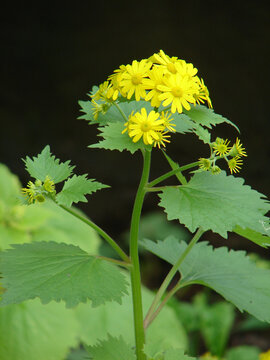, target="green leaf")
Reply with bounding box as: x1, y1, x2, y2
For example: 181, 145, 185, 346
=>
23, 145, 74, 183
90, 121, 150, 153
171, 113, 194, 134
0, 164, 21, 205
192, 123, 211, 144
86, 334, 136, 360
0, 299, 78, 360
184, 105, 239, 132
234, 225, 270, 248
142, 237, 270, 322
78, 98, 153, 126
75, 273, 187, 354
225, 346, 260, 360
0, 241, 128, 308
162, 349, 197, 360
56, 174, 109, 207
158, 171, 270, 238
